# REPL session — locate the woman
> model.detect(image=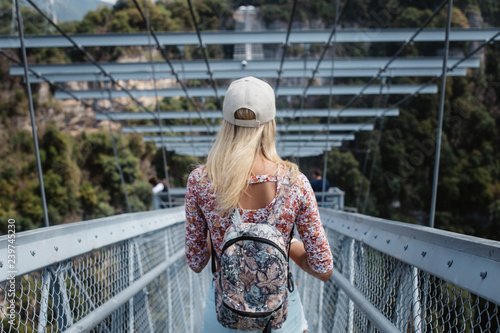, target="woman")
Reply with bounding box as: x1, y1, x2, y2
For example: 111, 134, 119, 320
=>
185, 77, 333, 333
